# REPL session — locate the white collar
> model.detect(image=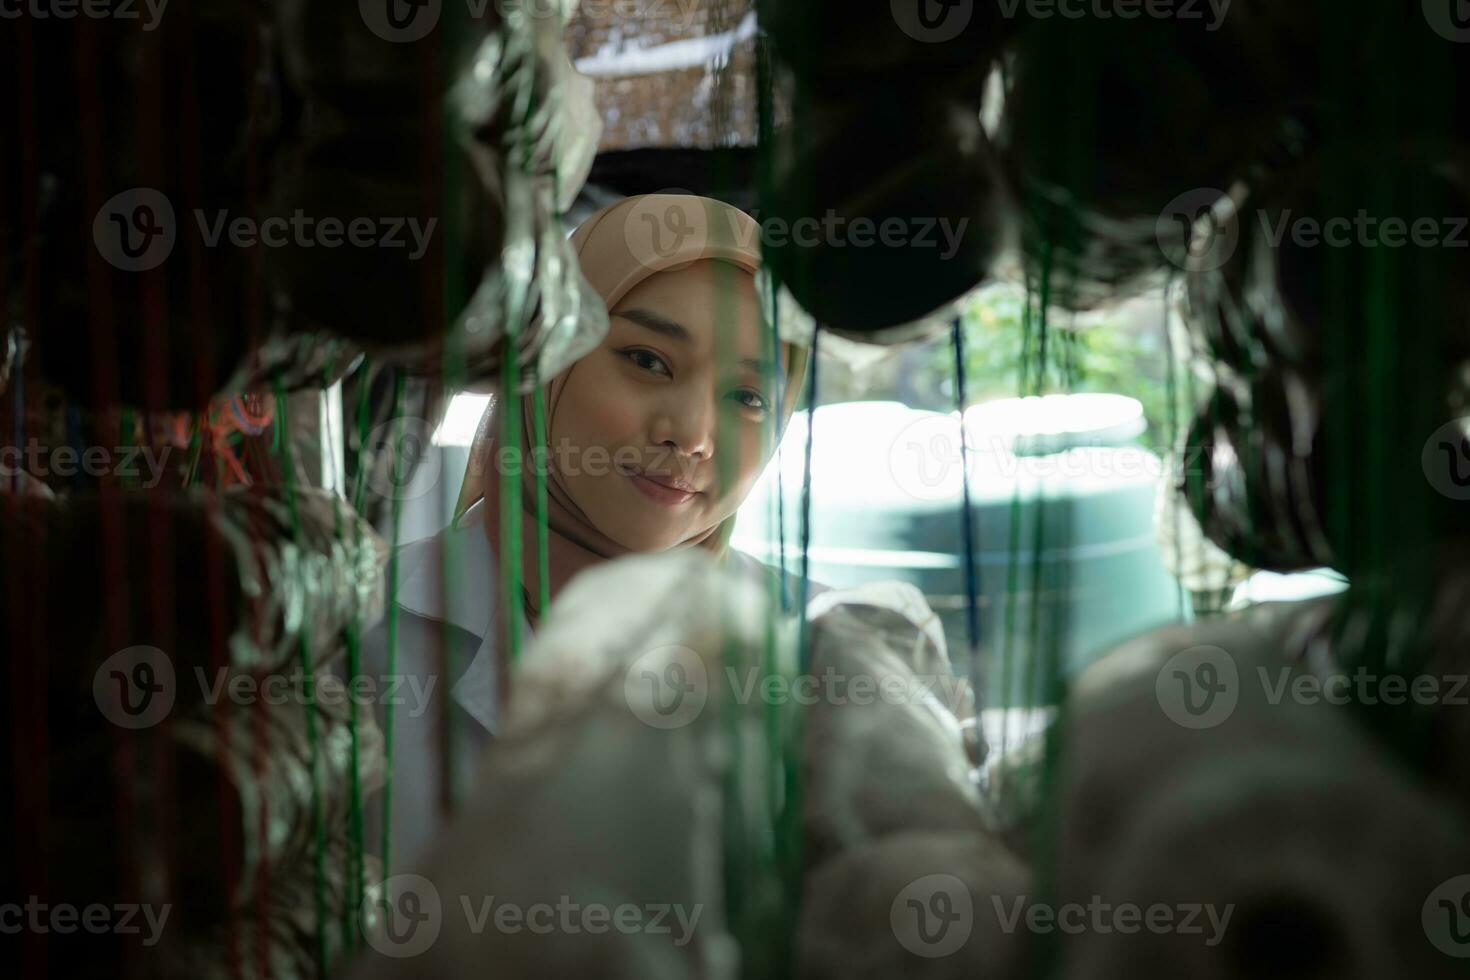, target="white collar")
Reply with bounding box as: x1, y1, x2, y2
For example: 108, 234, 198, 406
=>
394, 498, 496, 641
393, 498, 521, 733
